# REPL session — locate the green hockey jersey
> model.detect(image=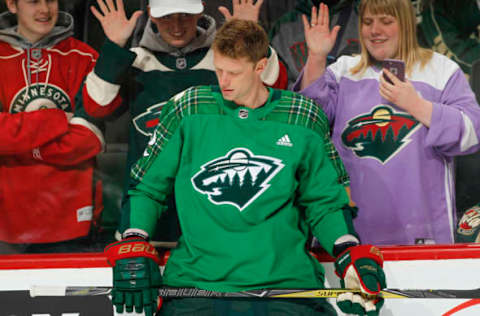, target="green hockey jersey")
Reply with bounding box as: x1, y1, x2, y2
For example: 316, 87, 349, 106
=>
128, 86, 353, 291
